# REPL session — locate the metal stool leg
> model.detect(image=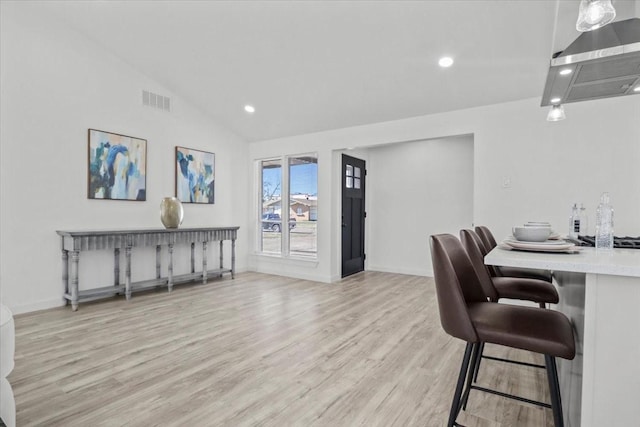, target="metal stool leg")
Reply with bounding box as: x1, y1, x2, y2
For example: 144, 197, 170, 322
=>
545, 354, 564, 427
472, 341, 485, 382
462, 342, 481, 410
448, 343, 474, 427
